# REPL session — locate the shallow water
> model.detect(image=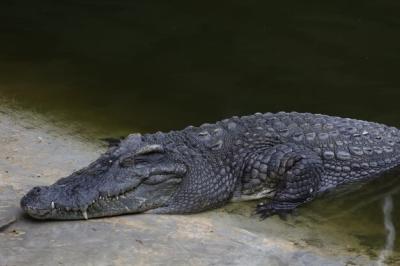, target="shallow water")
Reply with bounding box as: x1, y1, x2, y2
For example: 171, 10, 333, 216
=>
1, 0, 400, 261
